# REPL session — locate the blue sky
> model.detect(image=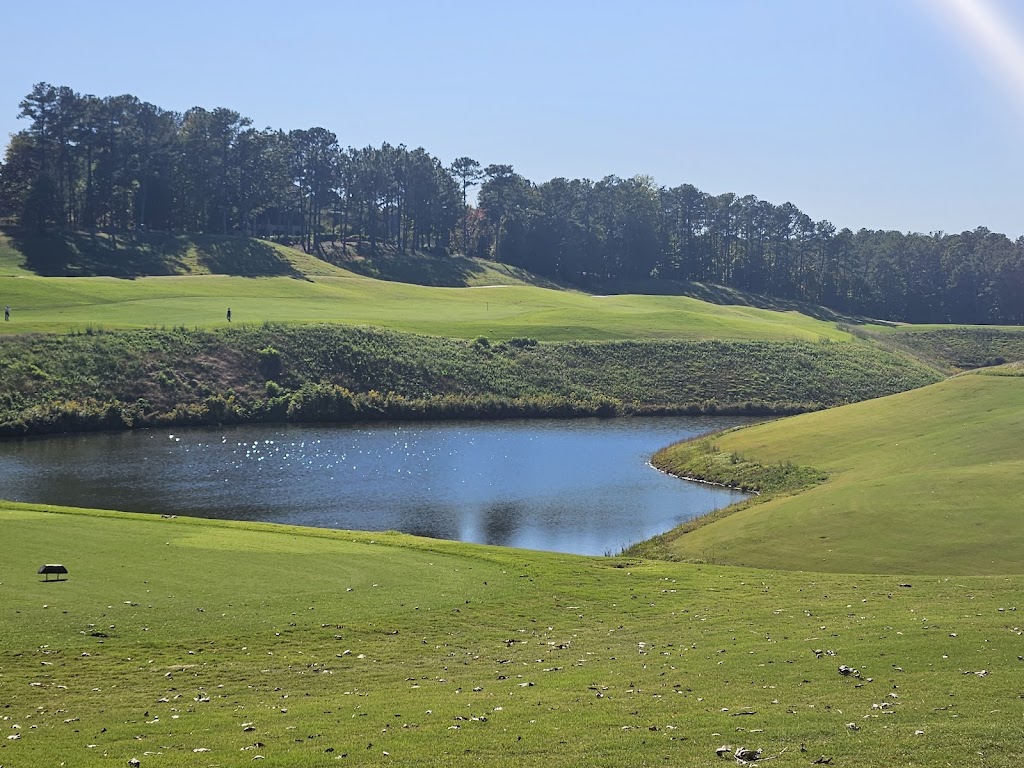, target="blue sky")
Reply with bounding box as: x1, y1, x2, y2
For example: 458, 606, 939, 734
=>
3, 0, 1024, 237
